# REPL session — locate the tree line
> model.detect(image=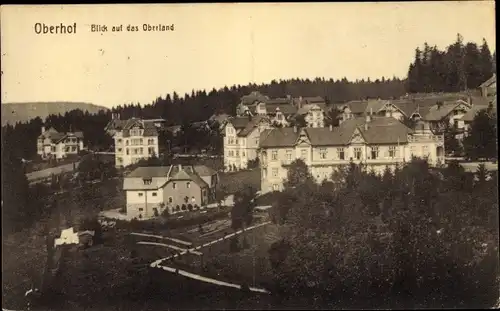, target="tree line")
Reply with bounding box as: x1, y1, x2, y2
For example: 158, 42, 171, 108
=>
407, 34, 496, 93
267, 158, 498, 308
2, 77, 406, 161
